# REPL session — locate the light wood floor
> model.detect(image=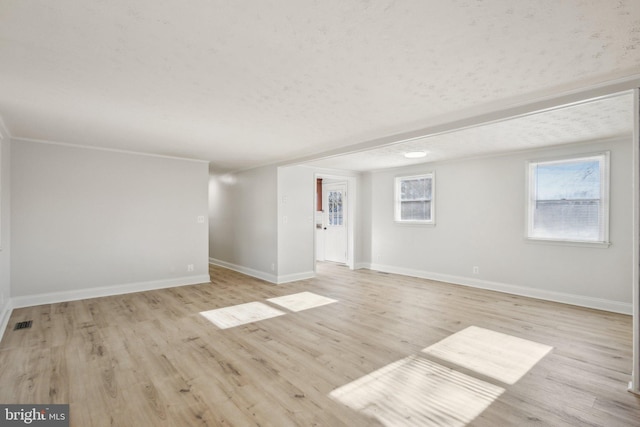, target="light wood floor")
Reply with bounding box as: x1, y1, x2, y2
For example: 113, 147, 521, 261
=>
1, 263, 639, 426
